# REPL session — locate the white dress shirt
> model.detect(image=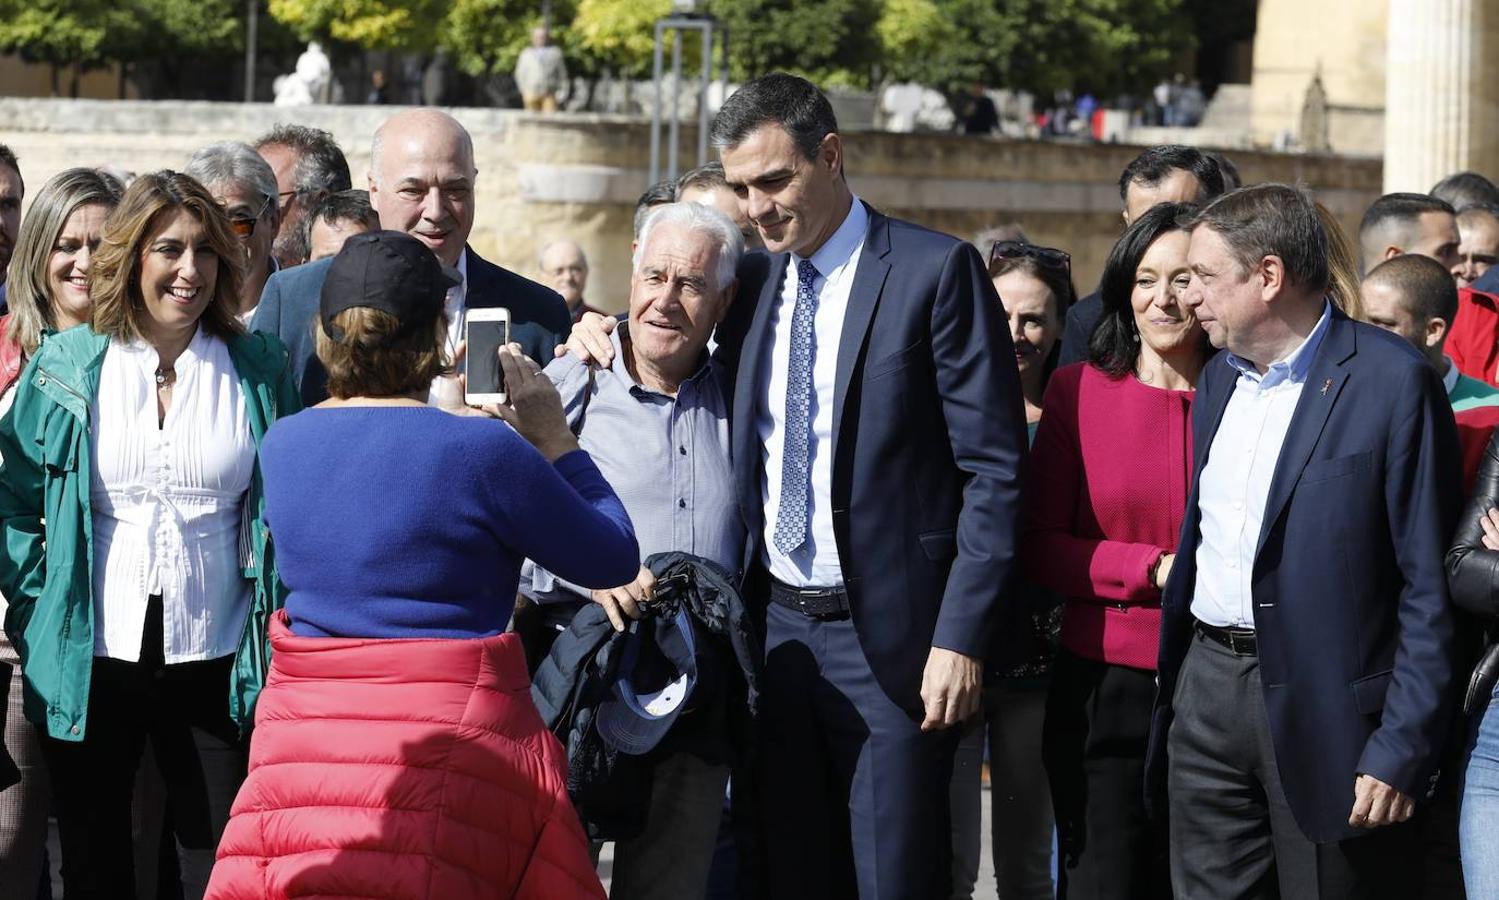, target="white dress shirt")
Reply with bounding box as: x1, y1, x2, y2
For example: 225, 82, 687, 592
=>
429, 249, 470, 407
90, 328, 256, 663
758, 196, 868, 587
1192, 302, 1332, 629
